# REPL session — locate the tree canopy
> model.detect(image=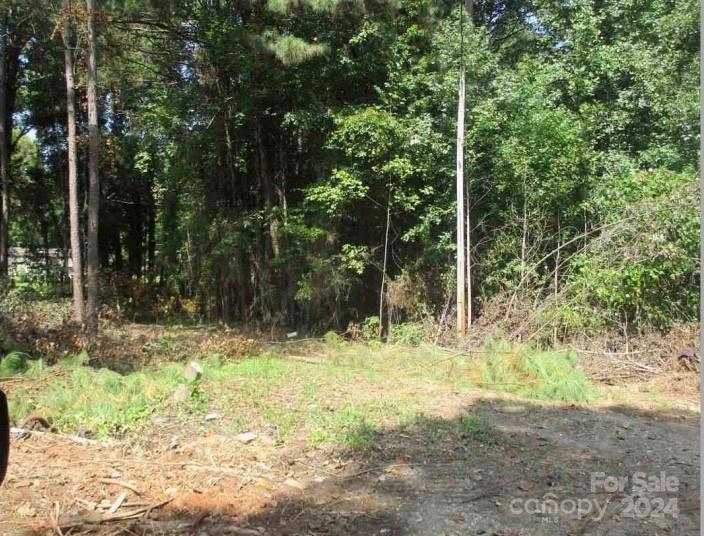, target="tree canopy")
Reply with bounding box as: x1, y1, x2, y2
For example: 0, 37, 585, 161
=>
1, 0, 698, 338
